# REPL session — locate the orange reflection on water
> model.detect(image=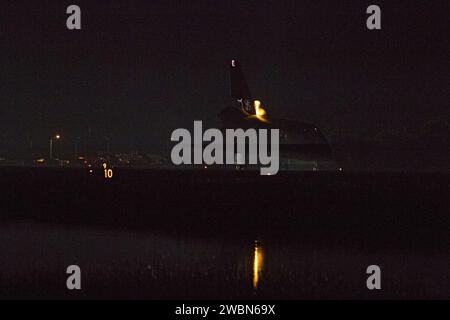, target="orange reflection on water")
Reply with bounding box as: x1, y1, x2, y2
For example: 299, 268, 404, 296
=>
253, 241, 264, 289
